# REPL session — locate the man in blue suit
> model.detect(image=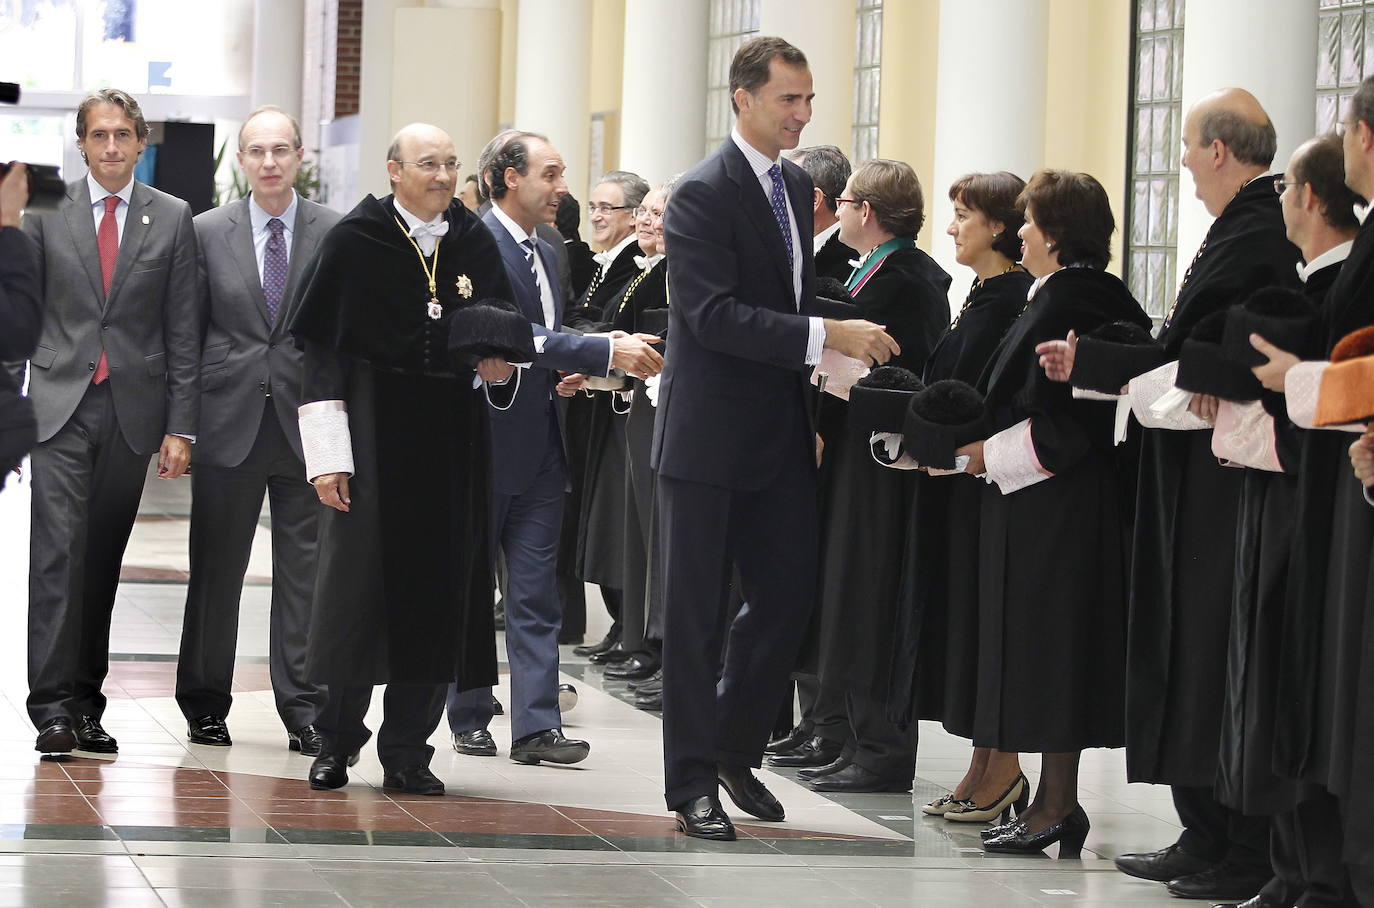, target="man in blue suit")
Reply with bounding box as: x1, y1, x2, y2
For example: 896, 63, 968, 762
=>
448, 130, 663, 765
